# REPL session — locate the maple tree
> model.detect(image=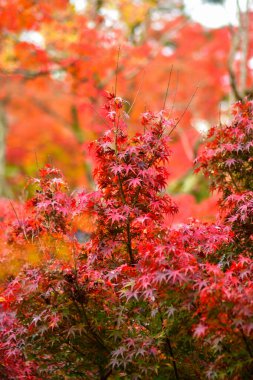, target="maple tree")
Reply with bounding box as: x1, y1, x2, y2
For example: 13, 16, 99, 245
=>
0, 93, 252, 379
